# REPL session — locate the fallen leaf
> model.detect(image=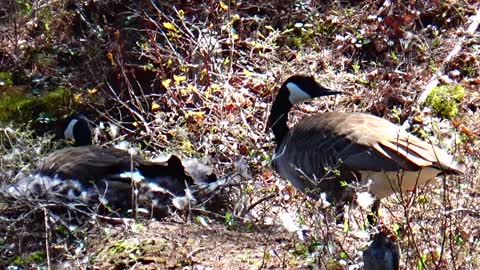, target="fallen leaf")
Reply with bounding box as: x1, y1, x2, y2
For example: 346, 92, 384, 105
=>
107, 52, 115, 66
187, 111, 205, 122
200, 68, 208, 80
458, 124, 473, 137
151, 101, 161, 111
73, 93, 82, 102
413, 113, 423, 124
163, 22, 178, 32
219, 0, 228, 11
162, 79, 171, 89
243, 69, 254, 77
238, 144, 249, 155
265, 25, 274, 31
180, 84, 196, 96
173, 74, 186, 83
451, 118, 462, 128
87, 88, 97, 95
